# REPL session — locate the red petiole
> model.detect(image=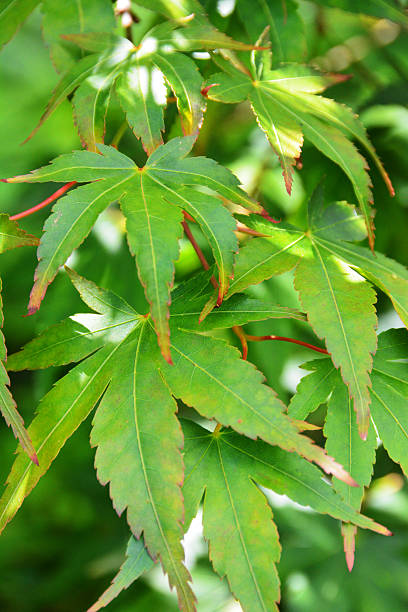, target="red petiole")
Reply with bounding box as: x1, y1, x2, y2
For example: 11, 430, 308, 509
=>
9, 181, 77, 221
